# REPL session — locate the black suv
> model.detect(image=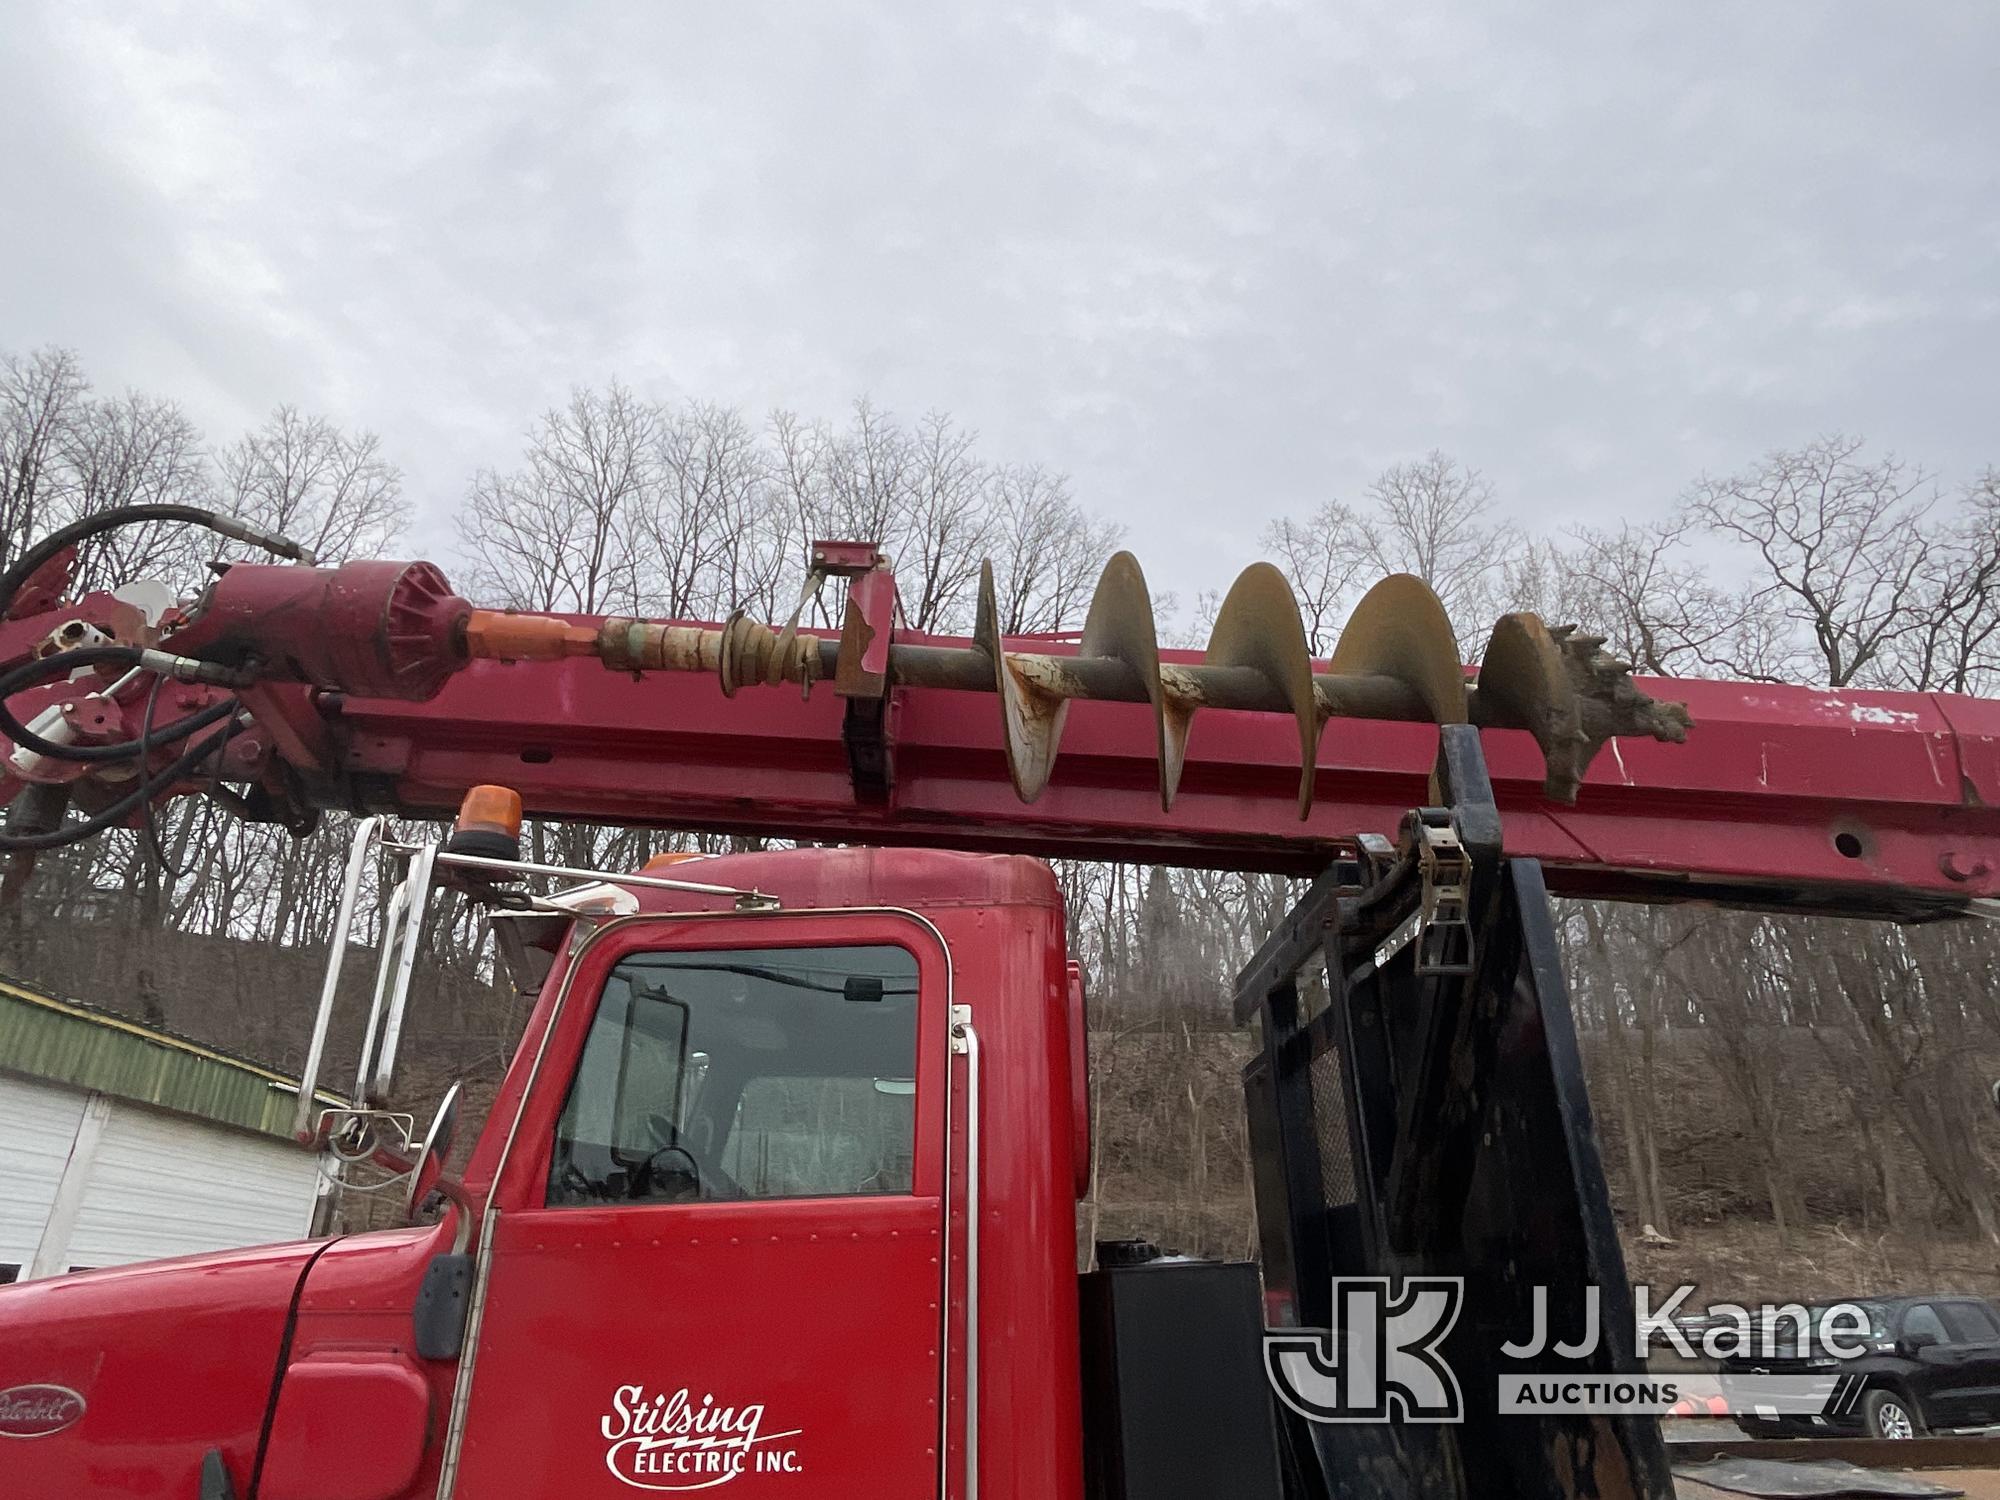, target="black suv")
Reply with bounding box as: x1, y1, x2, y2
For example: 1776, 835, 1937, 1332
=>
1725, 1295, 2000, 1440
